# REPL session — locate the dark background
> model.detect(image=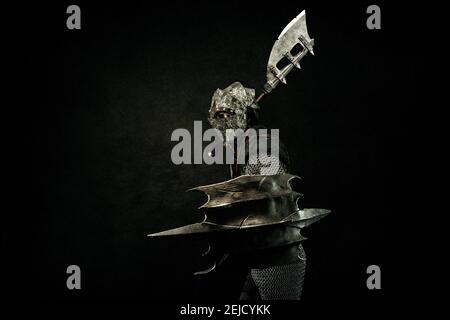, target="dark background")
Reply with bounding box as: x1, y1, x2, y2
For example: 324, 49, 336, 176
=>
5, 1, 439, 302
